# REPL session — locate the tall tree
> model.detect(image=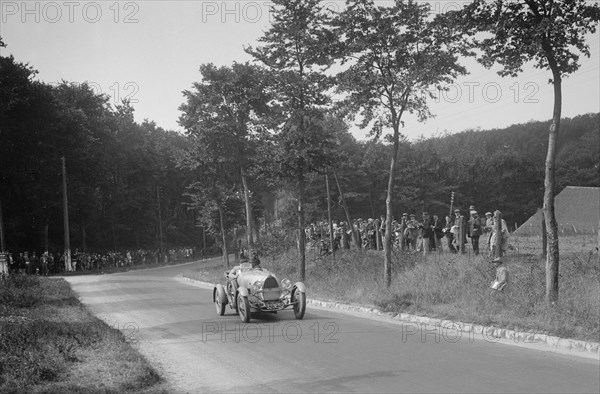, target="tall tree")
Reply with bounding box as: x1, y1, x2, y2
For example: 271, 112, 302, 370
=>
179, 62, 273, 253
334, 0, 467, 286
246, 0, 336, 281
458, 0, 600, 304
